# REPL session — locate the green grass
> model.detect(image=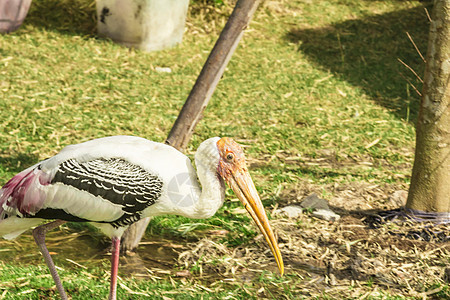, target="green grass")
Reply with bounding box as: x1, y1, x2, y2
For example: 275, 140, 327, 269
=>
1, 0, 446, 299
0, 263, 266, 299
